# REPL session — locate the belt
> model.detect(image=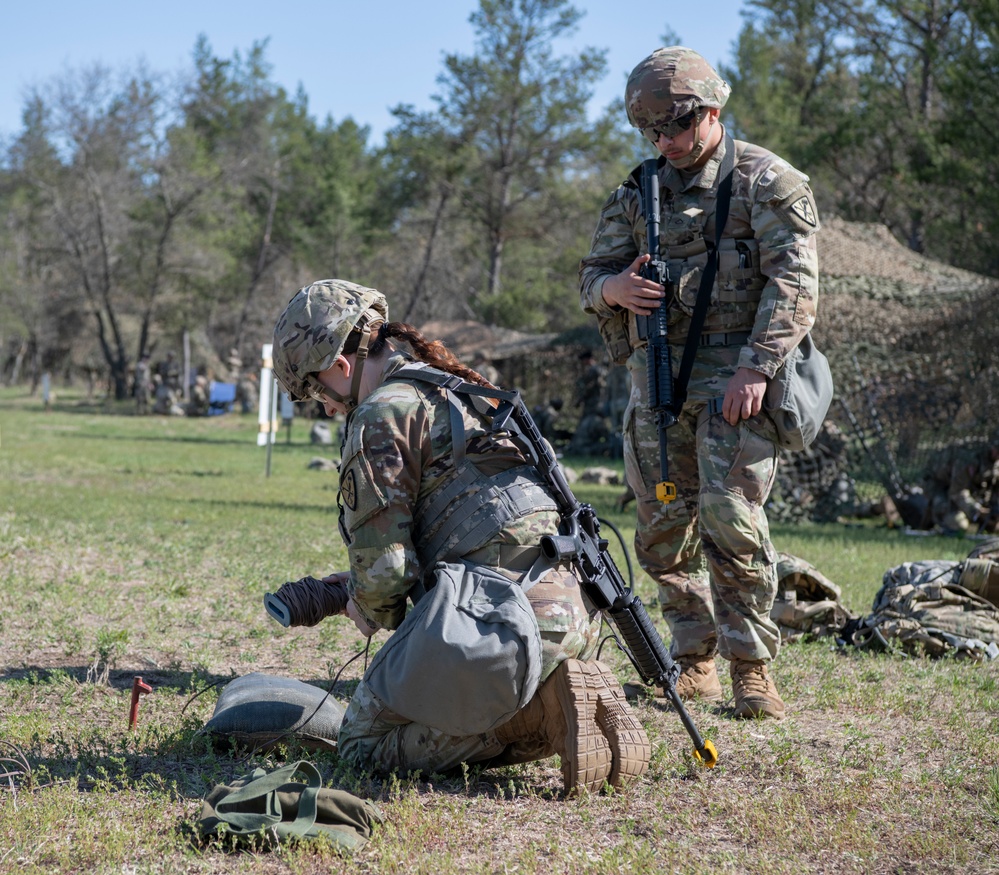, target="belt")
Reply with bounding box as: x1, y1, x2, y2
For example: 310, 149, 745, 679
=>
464, 544, 542, 571
700, 331, 751, 347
